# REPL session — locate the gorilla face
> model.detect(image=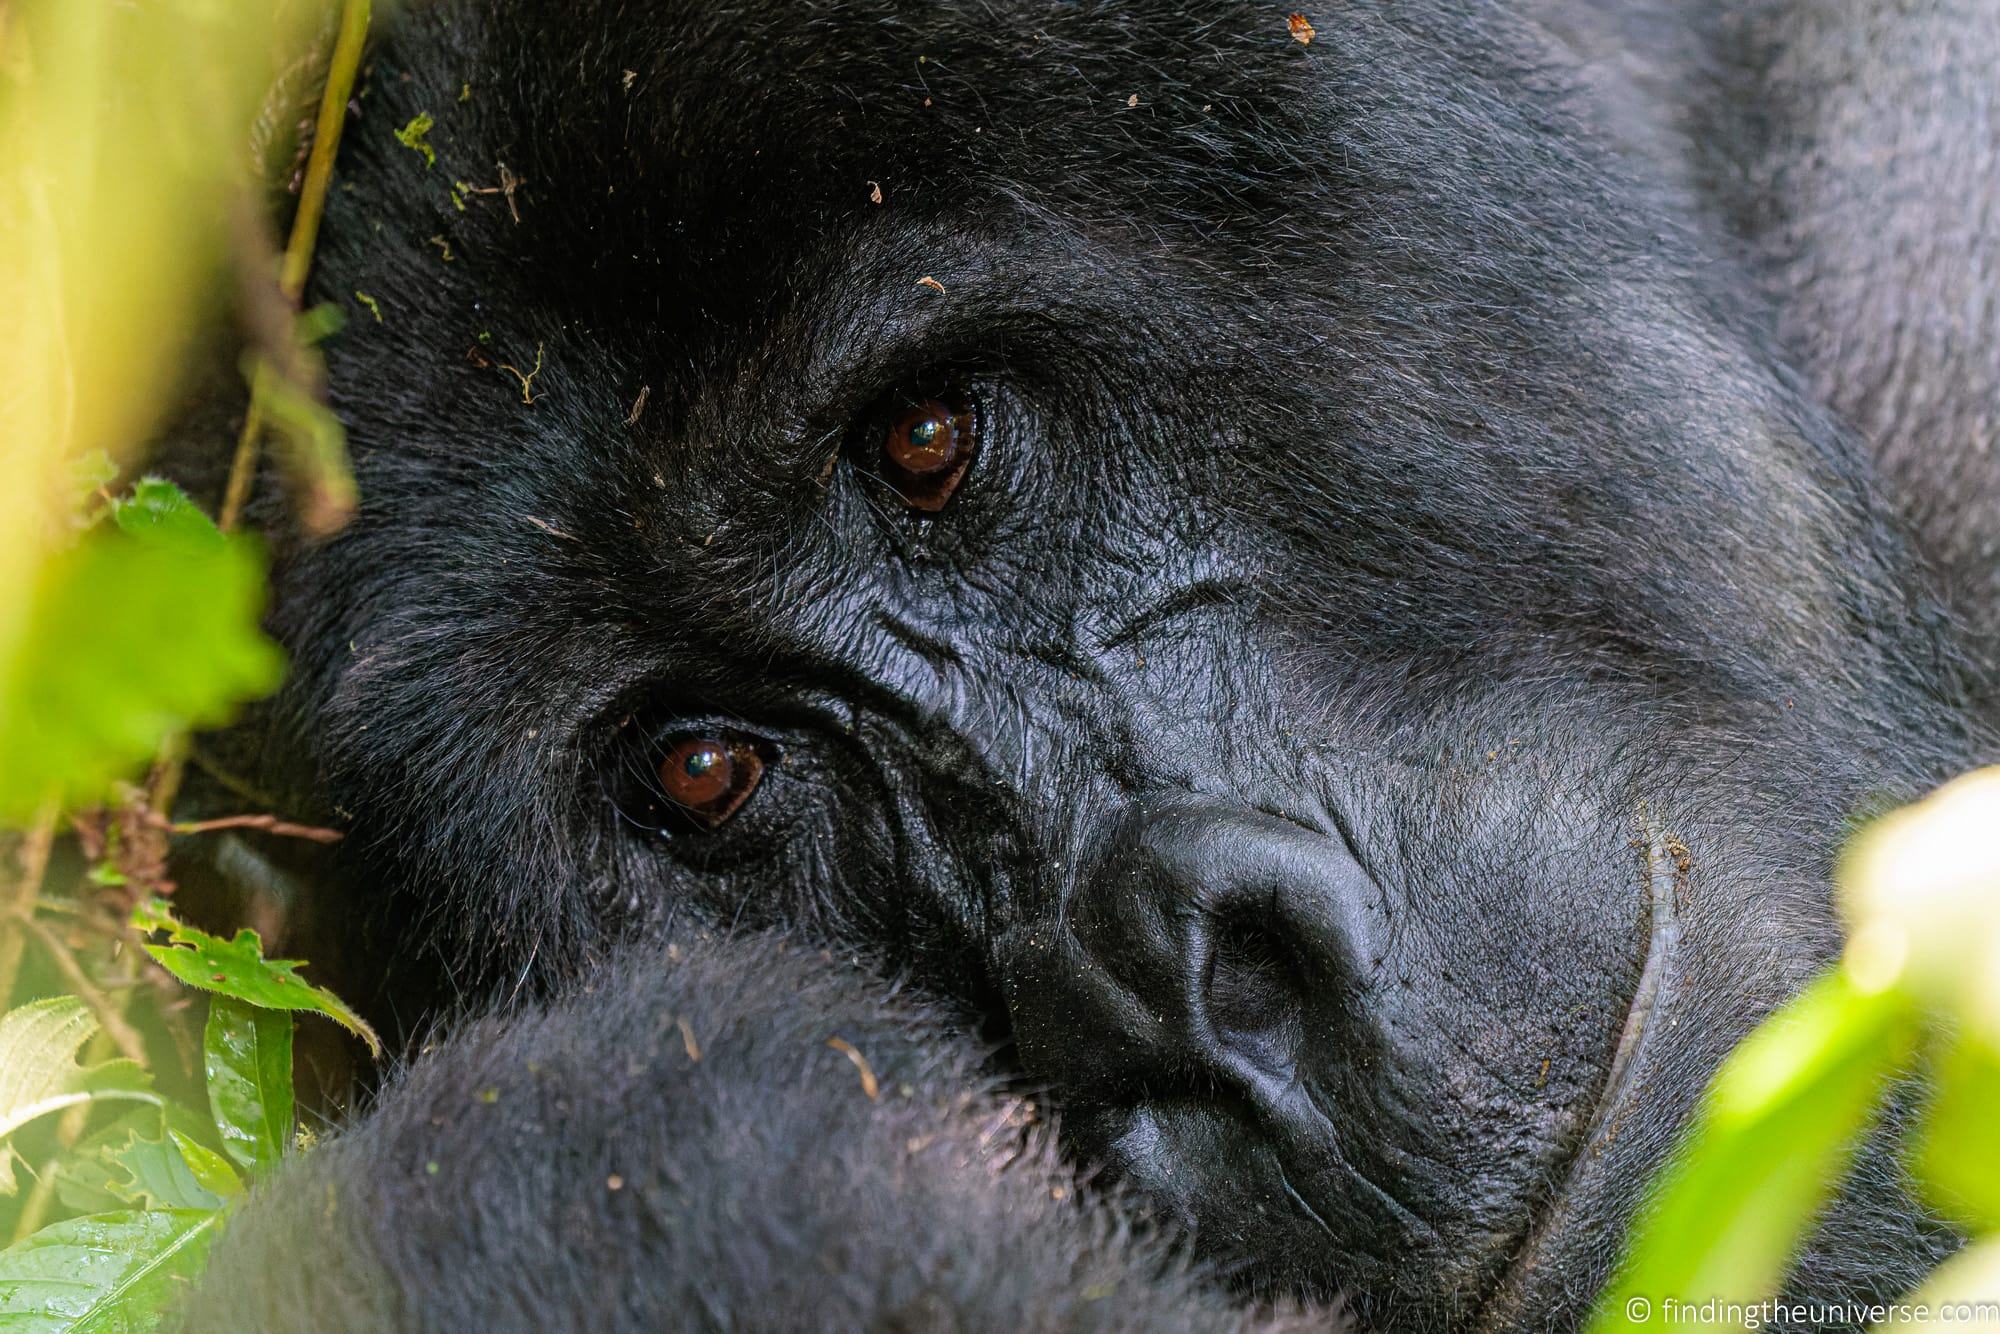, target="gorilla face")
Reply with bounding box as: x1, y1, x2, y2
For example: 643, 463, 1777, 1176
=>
260, 0, 1980, 1323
